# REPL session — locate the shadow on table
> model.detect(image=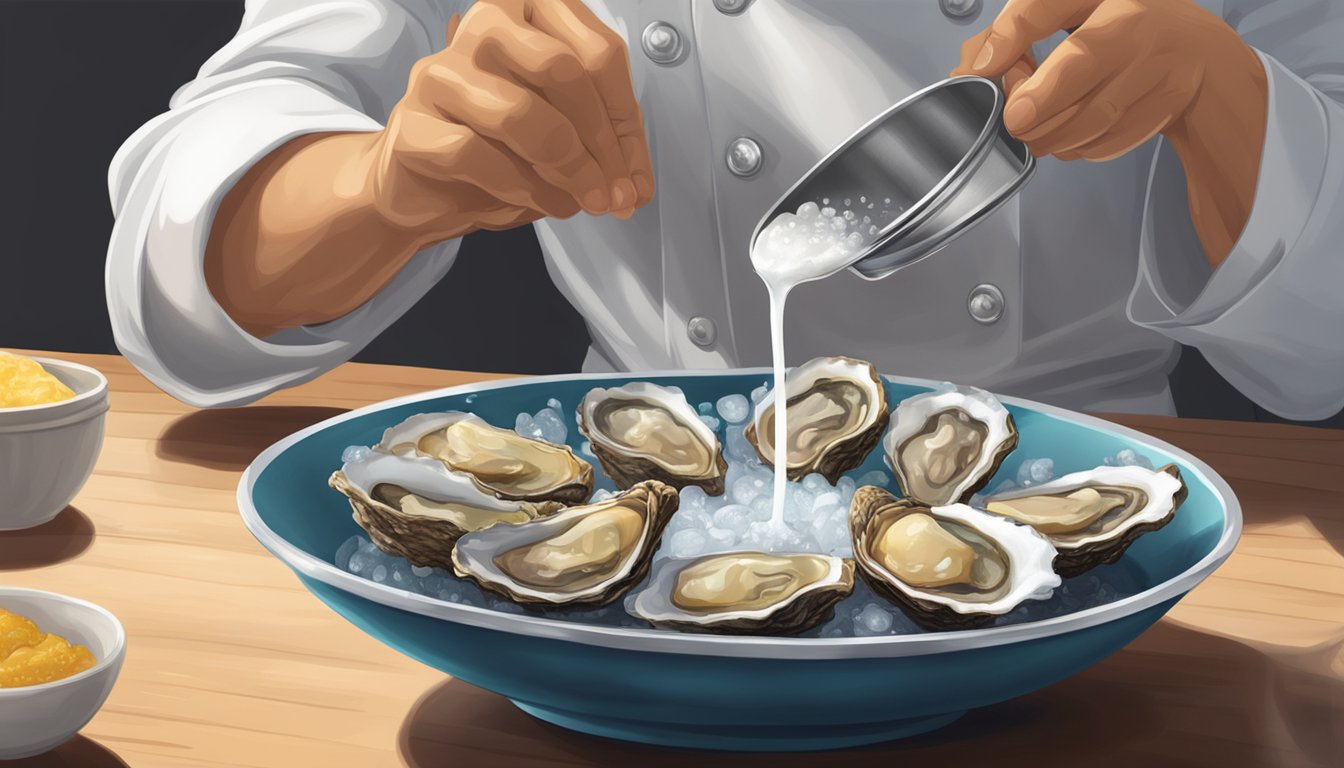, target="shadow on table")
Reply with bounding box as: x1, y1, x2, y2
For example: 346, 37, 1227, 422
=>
397, 622, 1341, 768
156, 406, 349, 471
0, 507, 94, 570
4, 736, 129, 767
